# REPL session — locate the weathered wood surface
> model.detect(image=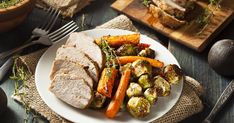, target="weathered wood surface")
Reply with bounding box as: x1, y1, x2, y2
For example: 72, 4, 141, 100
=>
0, 0, 233, 123
111, 0, 234, 52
